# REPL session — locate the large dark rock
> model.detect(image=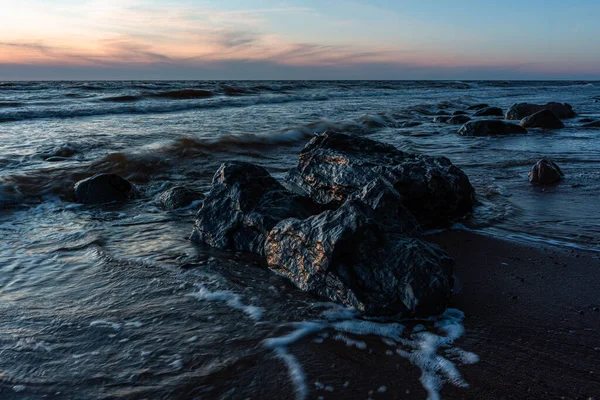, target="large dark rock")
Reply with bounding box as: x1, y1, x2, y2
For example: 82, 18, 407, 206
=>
583, 121, 600, 128
453, 110, 468, 116
448, 115, 471, 124
473, 107, 503, 117
520, 109, 565, 129
458, 120, 527, 136
160, 186, 204, 210
73, 174, 137, 204
505, 102, 576, 120
285, 132, 475, 227
264, 200, 454, 316
190, 162, 320, 255
528, 158, 564, 184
